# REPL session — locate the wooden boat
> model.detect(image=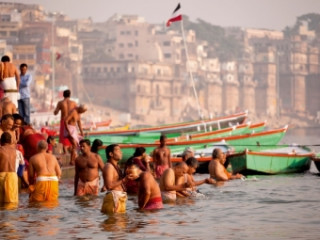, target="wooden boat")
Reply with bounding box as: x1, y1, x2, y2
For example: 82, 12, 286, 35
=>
227, 146, 314, 175
83, 111, 248, 137
97, 126, 288, 164
311, 154, 320, 172
82, 120, 112, 131
161, 121, 267, 143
